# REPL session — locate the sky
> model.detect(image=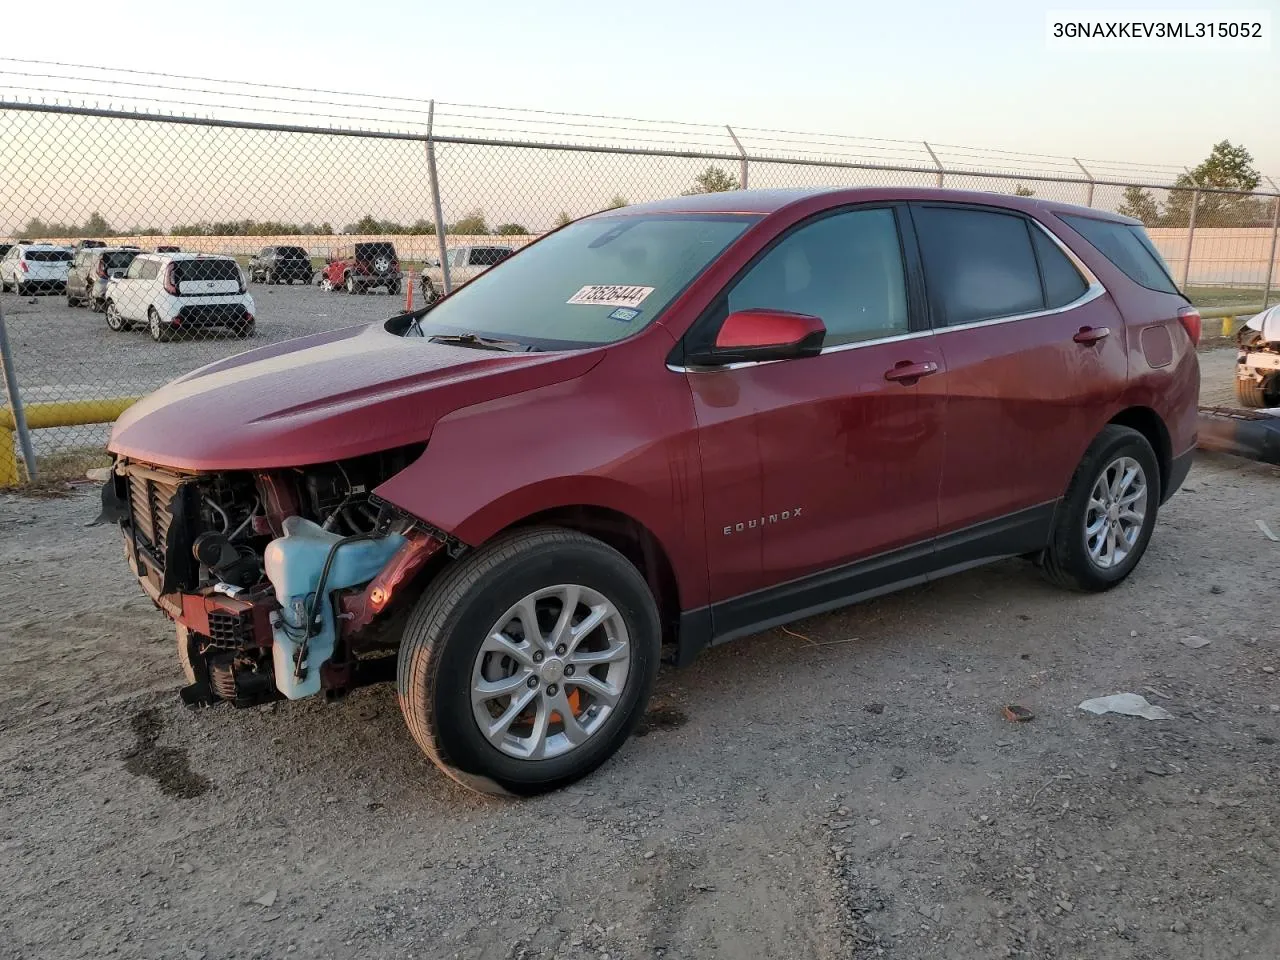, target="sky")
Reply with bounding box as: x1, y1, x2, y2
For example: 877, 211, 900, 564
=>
9, 0, 1277, 179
